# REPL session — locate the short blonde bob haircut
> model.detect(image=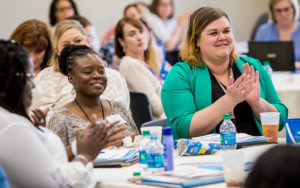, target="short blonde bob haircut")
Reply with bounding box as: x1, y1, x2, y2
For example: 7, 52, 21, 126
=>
180, 7, 239, 67
49, 19, 86, 72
